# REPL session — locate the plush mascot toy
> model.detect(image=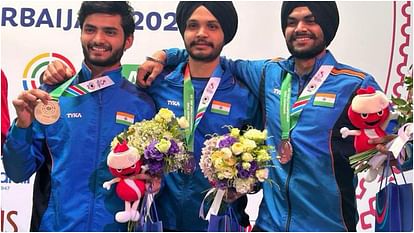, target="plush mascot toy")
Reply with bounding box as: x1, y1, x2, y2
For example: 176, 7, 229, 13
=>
340, 86, 390, 153
103, 141, 146, 223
